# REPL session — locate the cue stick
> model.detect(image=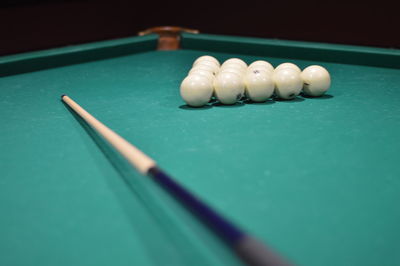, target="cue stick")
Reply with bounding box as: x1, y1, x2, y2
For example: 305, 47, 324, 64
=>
61, 94, 292, 266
